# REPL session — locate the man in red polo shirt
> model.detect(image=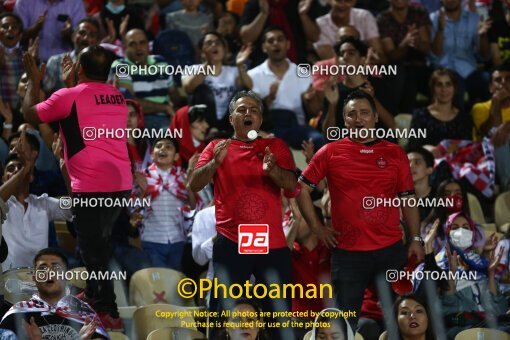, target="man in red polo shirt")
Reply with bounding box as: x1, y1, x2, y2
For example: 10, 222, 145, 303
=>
190, 90, 297, 340
296, 90, 424, 332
